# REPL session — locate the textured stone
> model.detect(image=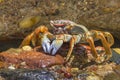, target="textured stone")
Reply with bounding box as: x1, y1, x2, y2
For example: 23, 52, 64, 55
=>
0, 47, 64, 69
0, 0, 120, 44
